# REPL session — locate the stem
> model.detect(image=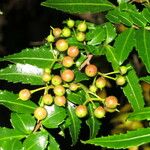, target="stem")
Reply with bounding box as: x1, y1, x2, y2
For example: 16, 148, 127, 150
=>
98, 72, 116, 80
88, 91, 105, 102
104, 70, 119, 76
33, 121, 42, 132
